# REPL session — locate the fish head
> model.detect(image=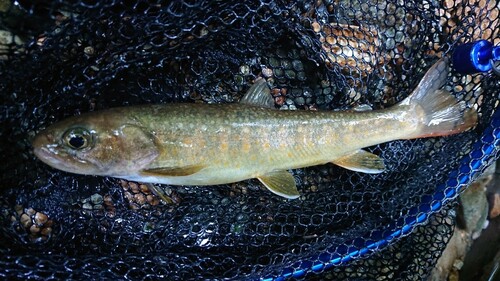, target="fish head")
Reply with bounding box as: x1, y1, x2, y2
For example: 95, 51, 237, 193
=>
32, 111, 159, 177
